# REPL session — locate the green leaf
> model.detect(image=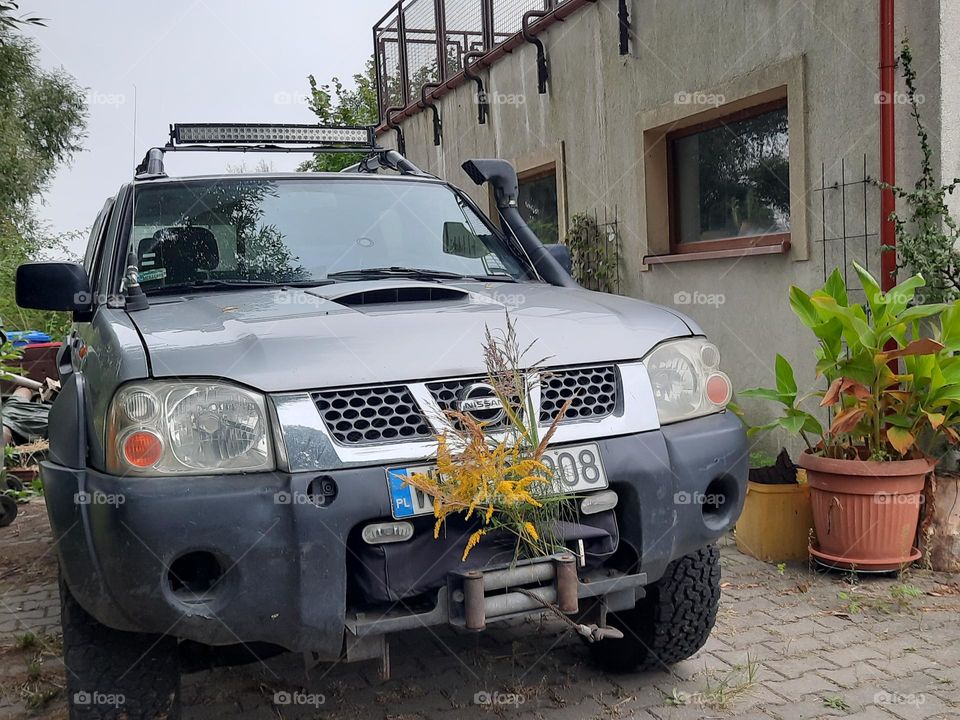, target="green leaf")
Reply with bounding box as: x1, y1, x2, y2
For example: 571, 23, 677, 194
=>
779, 414, 808, 434
739, 387, 791, 406
885, 273, 926, 315
789, 286, 821, 329
811, 296, 876, 349
823, 268, 849, 307
774, 354, 798, 401
852, 261, 885, 320
940, 301, 960, 352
